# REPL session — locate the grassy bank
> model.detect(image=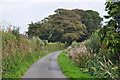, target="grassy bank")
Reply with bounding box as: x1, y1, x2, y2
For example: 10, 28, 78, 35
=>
58, 51, 93, 79
2, 32, 65, 78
